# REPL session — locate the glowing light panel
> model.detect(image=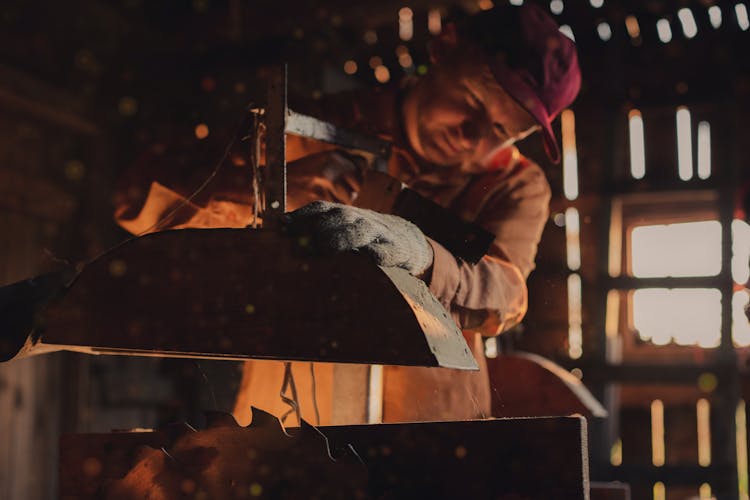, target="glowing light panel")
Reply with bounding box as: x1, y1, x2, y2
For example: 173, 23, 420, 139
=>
697, 399, 712, 466
678, 8, 698, 38
737, 3, 750, 31
733, 220, 750, 284
657, 18, 673, 42
597, 22, 612, 41
734, 290, 750, 347
709, 6, 723, 29
561, 109, 578, 200
428, 9, 442, 34
568, 273, 583, 359
399, 7, 413, 41
565, 207, 581, 271
697, 121, 711, 179
625, 15, 641, 38
676, 106, 693, 180
559, 25, 575, 41
651, 400, 665, 466
628, 110, 645, 179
